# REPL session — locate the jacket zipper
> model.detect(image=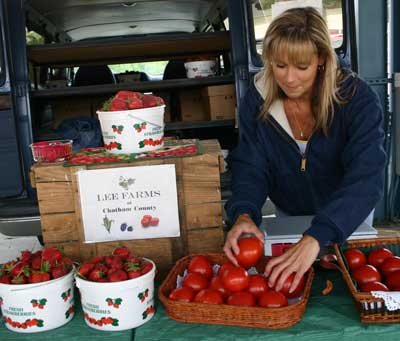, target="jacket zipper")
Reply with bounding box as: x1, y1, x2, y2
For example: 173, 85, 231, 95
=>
267, 116, 313, 172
